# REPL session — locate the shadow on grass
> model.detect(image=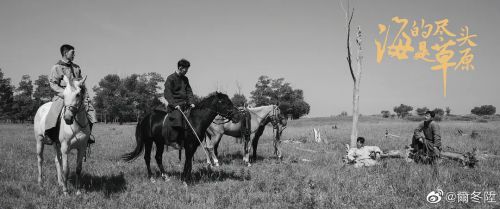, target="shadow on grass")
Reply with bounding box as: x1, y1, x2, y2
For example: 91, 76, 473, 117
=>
163, 166, 250, 184
70, 172, 127, 198
215, 152, 266, 165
